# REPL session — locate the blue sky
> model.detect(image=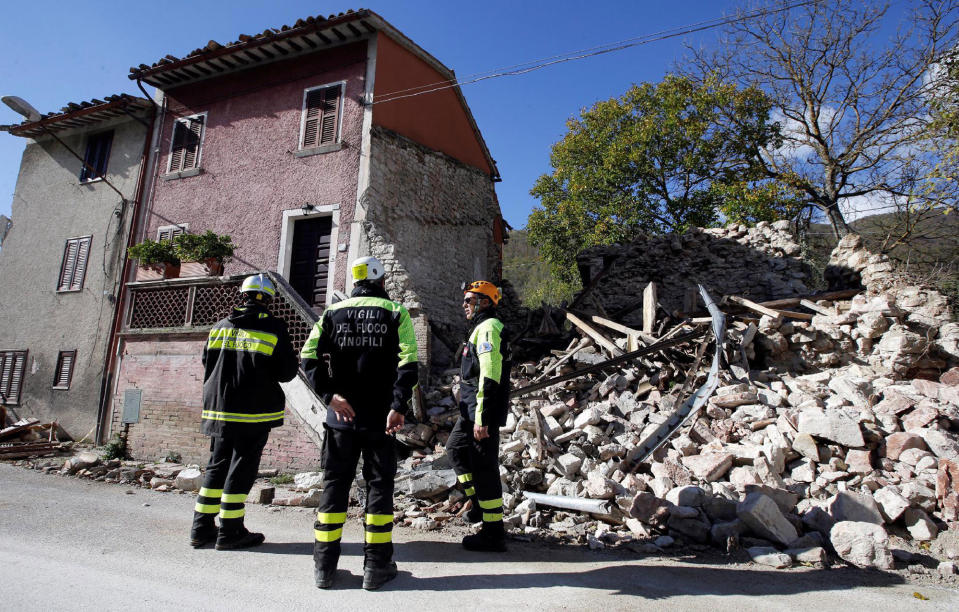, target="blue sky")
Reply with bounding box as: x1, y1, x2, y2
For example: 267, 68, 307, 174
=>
0, 1, 737, 229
